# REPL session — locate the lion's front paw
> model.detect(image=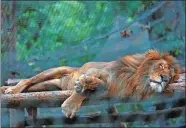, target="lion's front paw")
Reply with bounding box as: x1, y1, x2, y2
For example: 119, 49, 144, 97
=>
61, 102, 80, 119
0, 86, 9, 94
4, 86, 19, 94
74, 74, 88, 94
4, 87, 14, 94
